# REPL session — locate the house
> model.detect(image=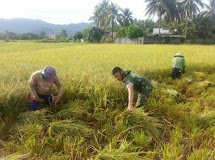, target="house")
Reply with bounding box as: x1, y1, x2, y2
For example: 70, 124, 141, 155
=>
105, 31, 116, 37
115, 36, 183, 44
152, 28, 177, 35
48, 33, 56, 40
